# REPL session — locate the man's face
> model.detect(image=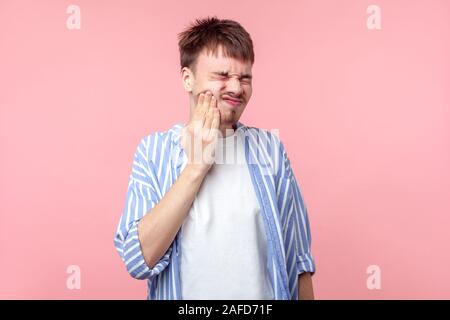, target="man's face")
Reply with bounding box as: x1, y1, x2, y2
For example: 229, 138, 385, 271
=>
185, 45, 253, 128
